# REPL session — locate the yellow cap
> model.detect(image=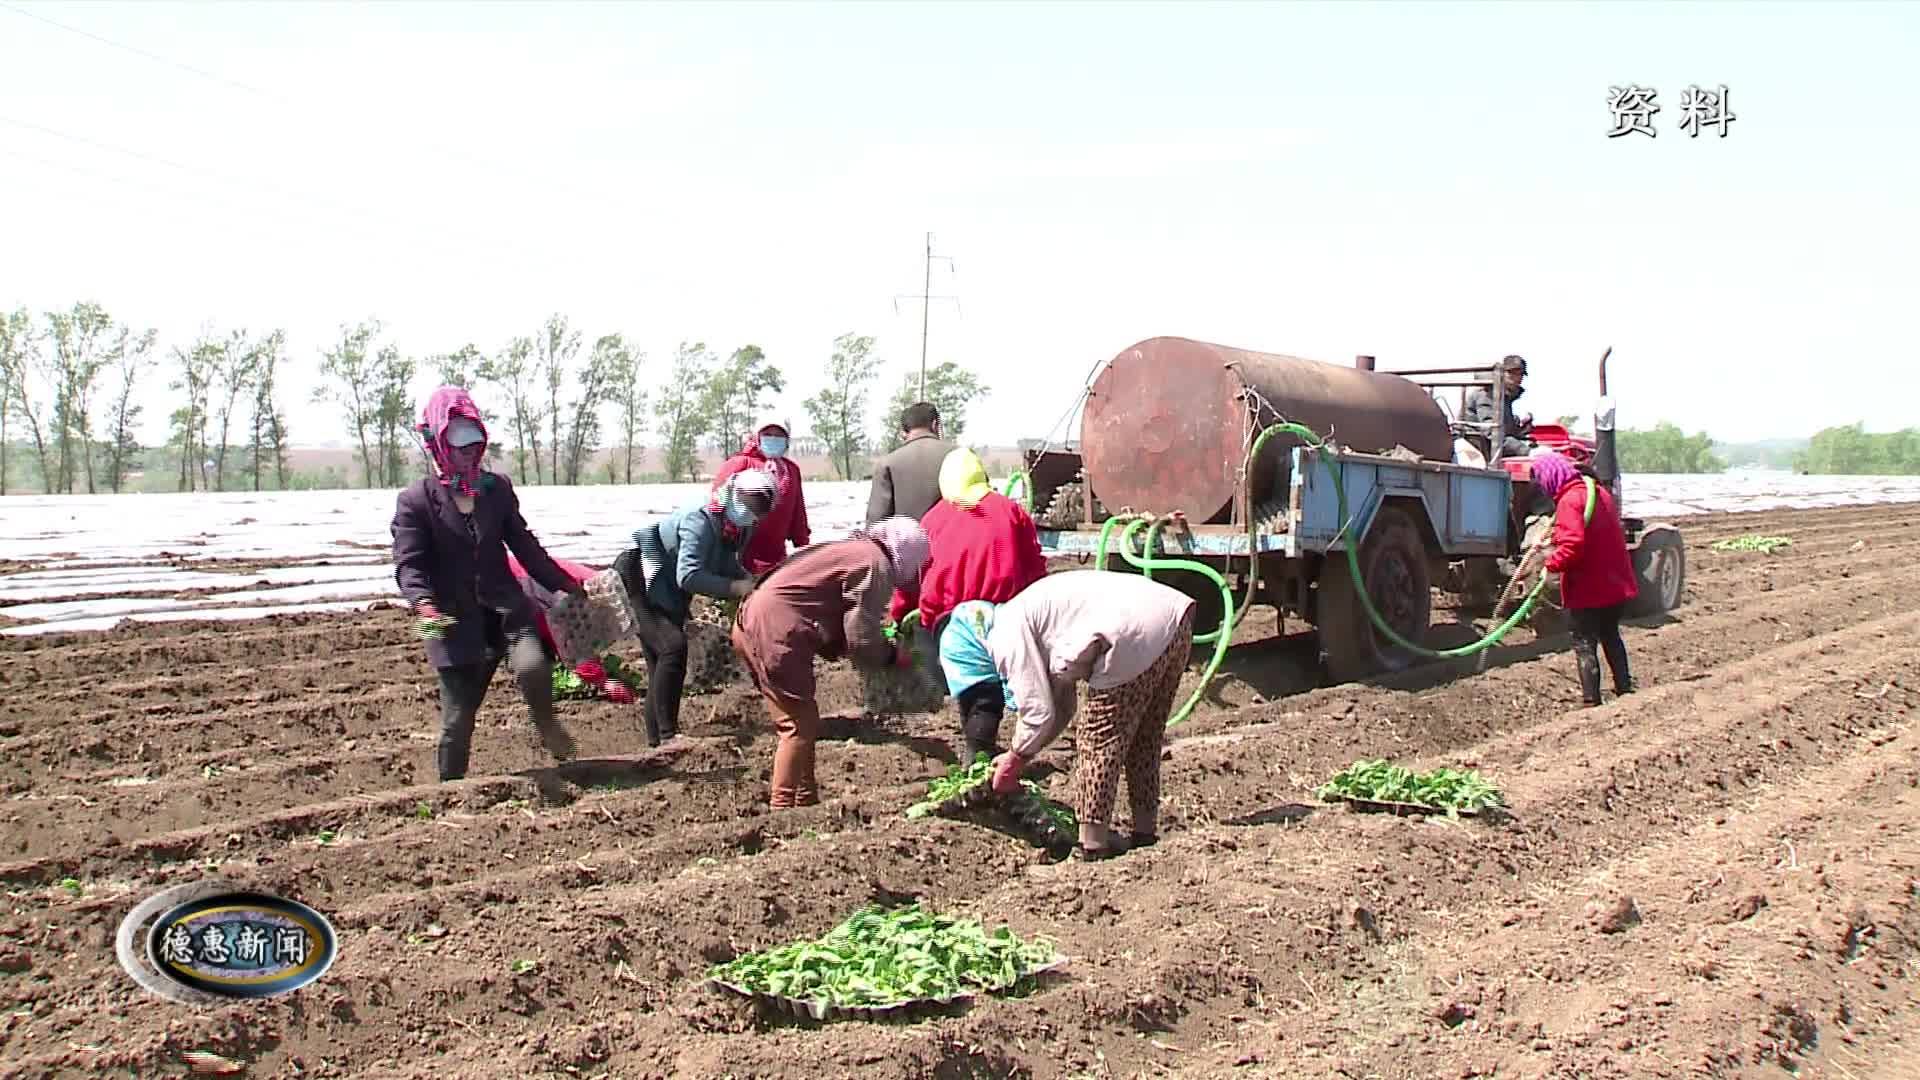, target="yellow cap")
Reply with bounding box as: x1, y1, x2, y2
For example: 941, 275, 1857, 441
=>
938, 447, 992, 509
